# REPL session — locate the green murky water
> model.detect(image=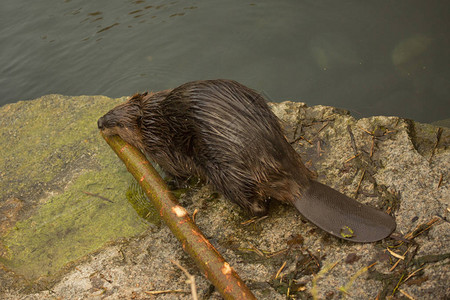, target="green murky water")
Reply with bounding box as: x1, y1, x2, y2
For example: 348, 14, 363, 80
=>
1, 0, 449, 122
